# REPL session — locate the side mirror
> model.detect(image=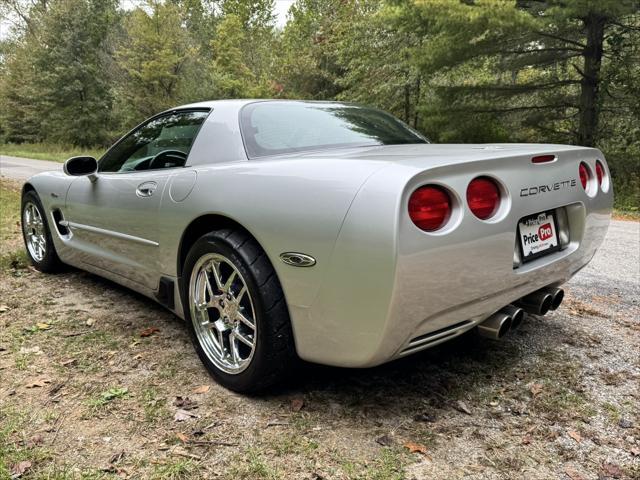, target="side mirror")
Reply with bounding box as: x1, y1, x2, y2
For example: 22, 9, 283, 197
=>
63, 156, 98, 182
